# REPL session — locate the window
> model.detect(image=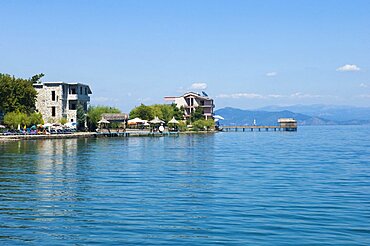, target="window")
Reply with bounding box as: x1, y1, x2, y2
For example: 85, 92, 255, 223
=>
51, 91, 56, 101
80, 87, 82, 94
70, 88, 76, 94
69, 103, 76, 110
52, 107, 56, 117
85, 87, 87, 95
